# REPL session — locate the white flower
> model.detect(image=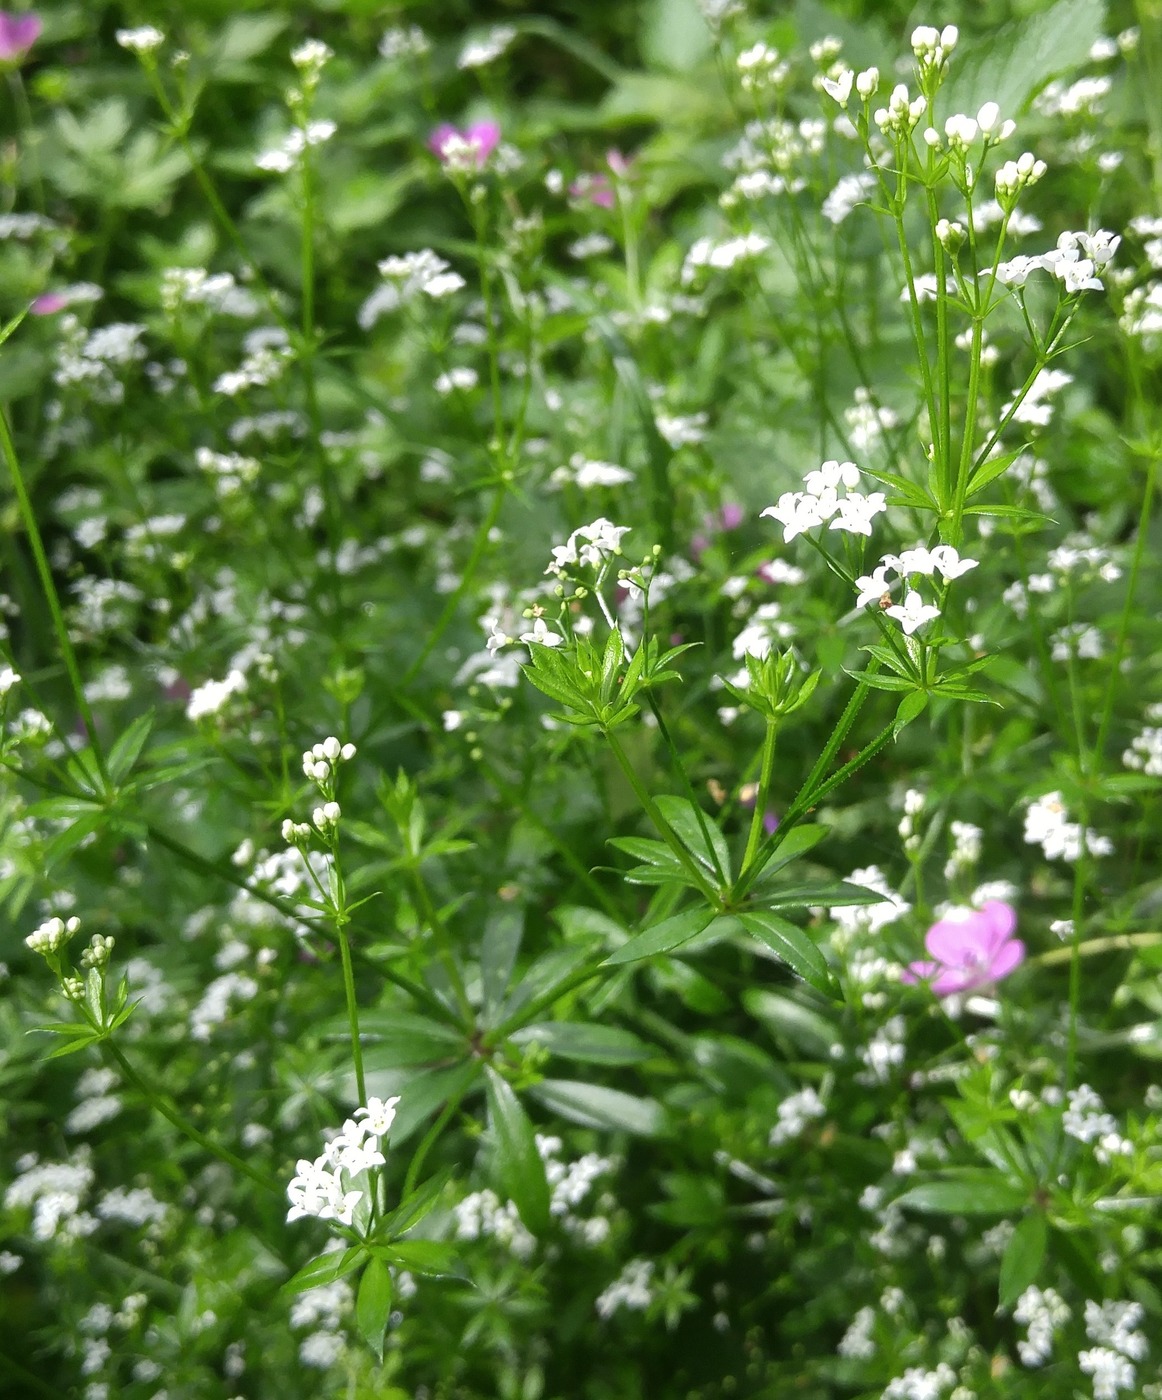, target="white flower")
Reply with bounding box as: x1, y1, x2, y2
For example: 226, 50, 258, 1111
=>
355, 1097, 401, 1137
458, 25, 516, 70
519, 618, 563, 648
116, 27, 165, 53
804, 459, 861, 495
0, 666, 20, 695
854, 565, 893, 609
819, 68, 854, 106
829, 491, 886, 536
760, 492, 826, 543
885, 590, 940, 635
545, 518, 631, 575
